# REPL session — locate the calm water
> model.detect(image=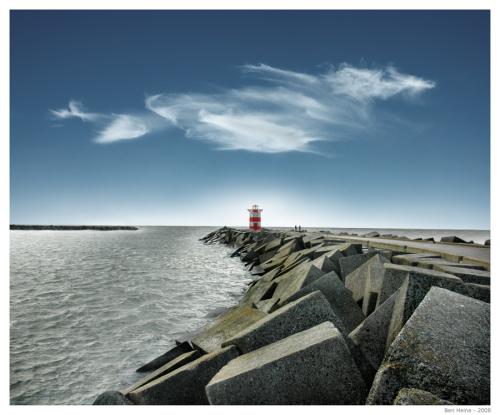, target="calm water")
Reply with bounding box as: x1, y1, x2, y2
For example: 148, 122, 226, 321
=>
10, 226, 253, 405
